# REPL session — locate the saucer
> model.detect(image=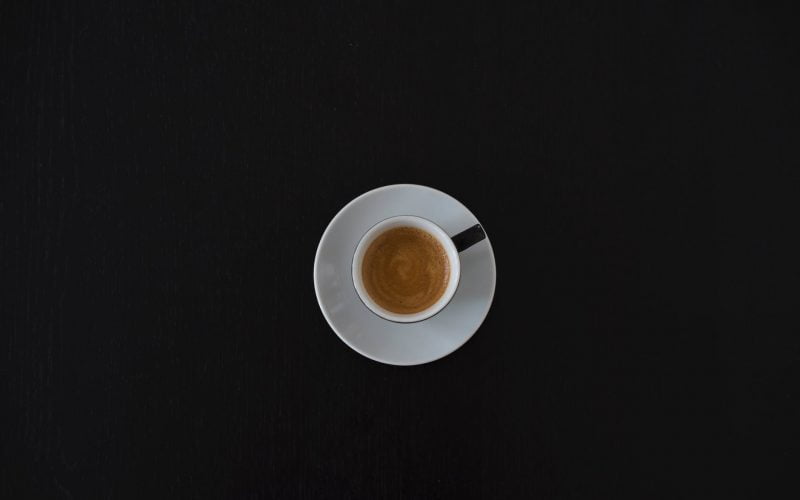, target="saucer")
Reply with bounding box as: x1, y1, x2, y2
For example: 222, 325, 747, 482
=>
313, 184, 496, 365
